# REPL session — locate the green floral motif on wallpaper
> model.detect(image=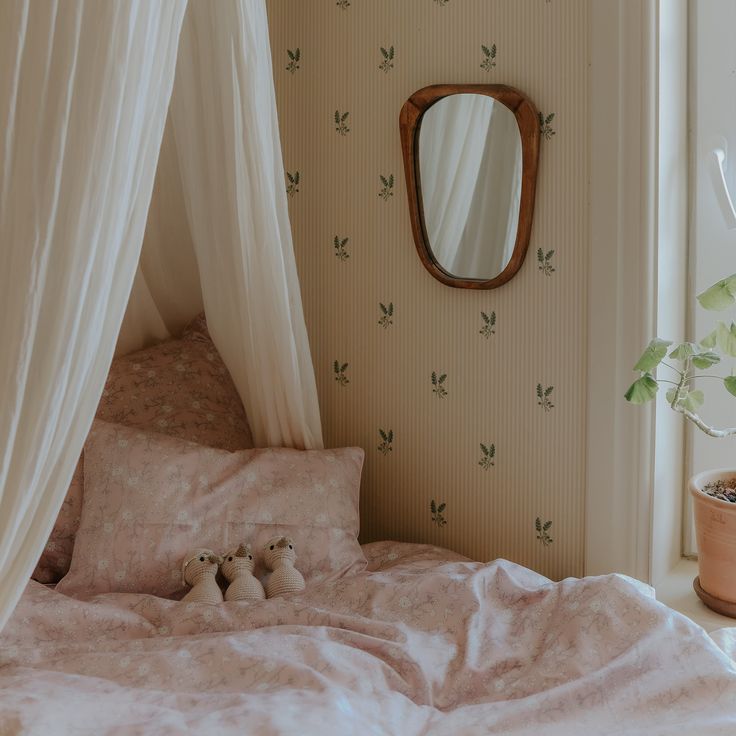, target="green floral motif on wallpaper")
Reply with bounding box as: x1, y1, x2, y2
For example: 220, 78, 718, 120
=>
537, 248, 555, 276
378, 174, 395, 201
479, 311, 496, 338
333, 235, 350, 261
286, 48, 300, 74
377, 428, 394, 455
334, 110, 350, 136
433, 0, 450, 6
480, 44, 497, 72
536, 384, 555, 411
431, 371, 448, 398
538, 112, 556, 140
478, 443, 495, 470
333, 361, 349, 386
286, 171, 300, 197
535, 517, 553, 546
336, 0, 350, 9
379, 46, 395, 73
378, 302, 394, 328
430, 500, 447, 527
